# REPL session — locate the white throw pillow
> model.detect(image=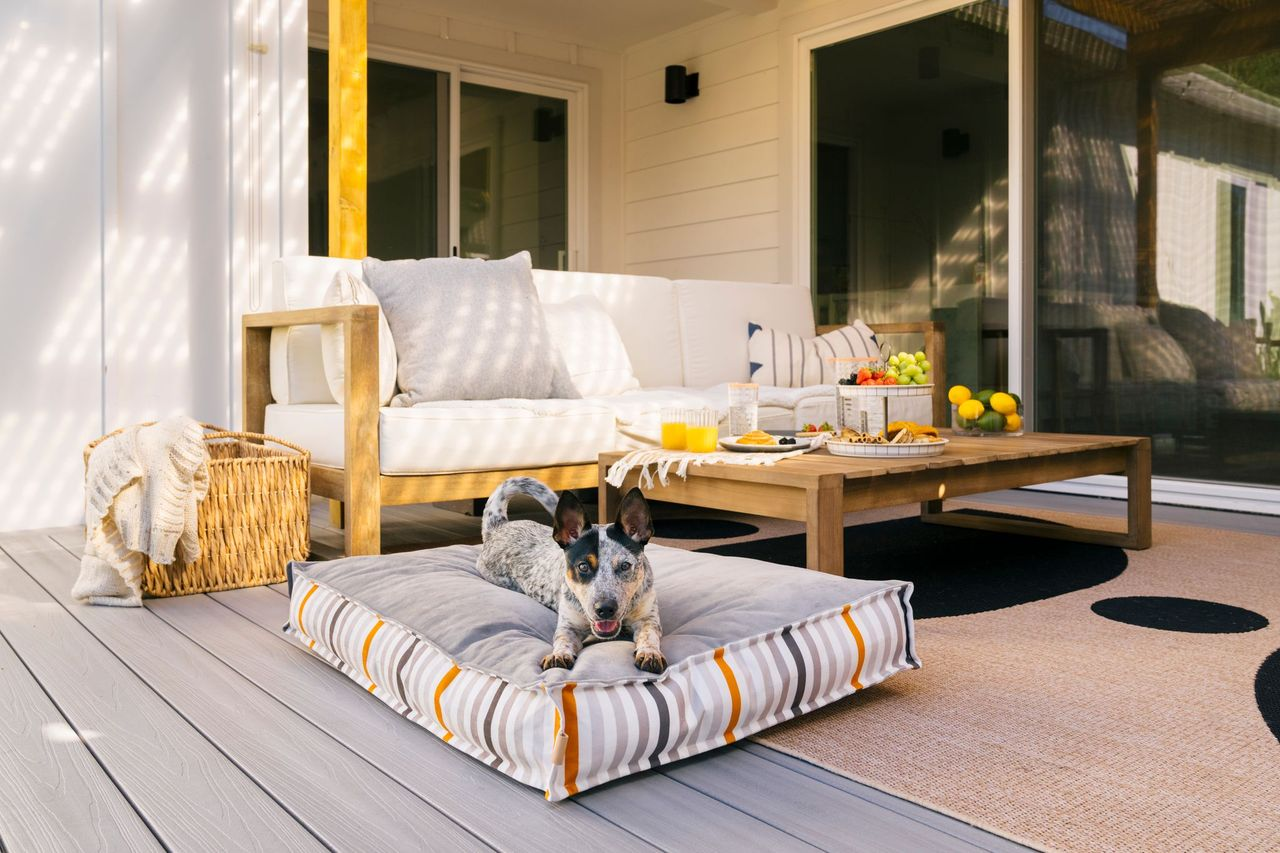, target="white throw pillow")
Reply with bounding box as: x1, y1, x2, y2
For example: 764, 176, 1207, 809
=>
542, 295, 641, 397
320, 270, 398, 406
748, 319, 880, 387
